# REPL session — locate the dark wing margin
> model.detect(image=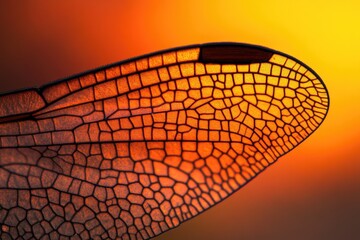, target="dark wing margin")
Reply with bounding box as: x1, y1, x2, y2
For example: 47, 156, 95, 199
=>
200, 44, 273, 64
